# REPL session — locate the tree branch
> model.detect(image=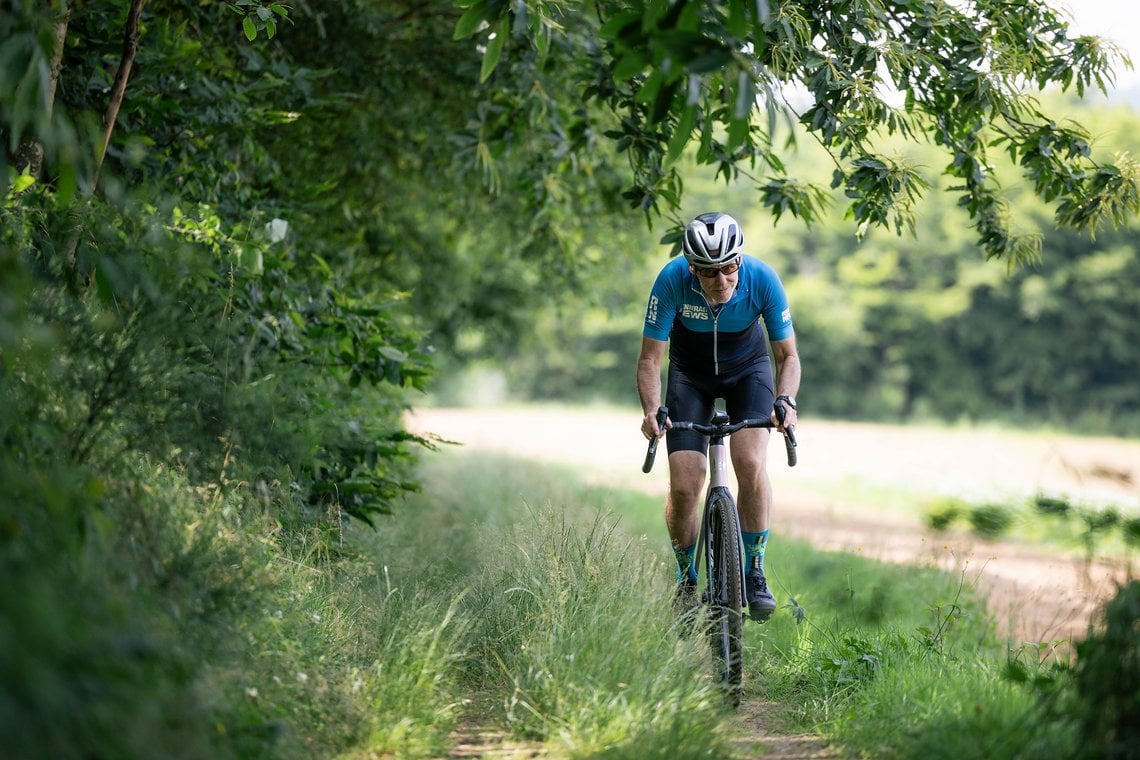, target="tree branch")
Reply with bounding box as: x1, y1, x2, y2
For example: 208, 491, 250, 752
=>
94, 0, 146, 188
